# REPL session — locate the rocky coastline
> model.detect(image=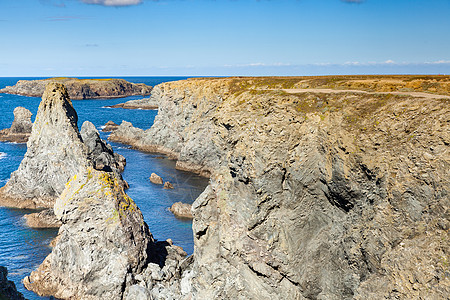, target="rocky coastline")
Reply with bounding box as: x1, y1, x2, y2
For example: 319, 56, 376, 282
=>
0, 76, 448, 299
107, 97, 159, 110
0, 77, 152, 99
108, 77, 449, 299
